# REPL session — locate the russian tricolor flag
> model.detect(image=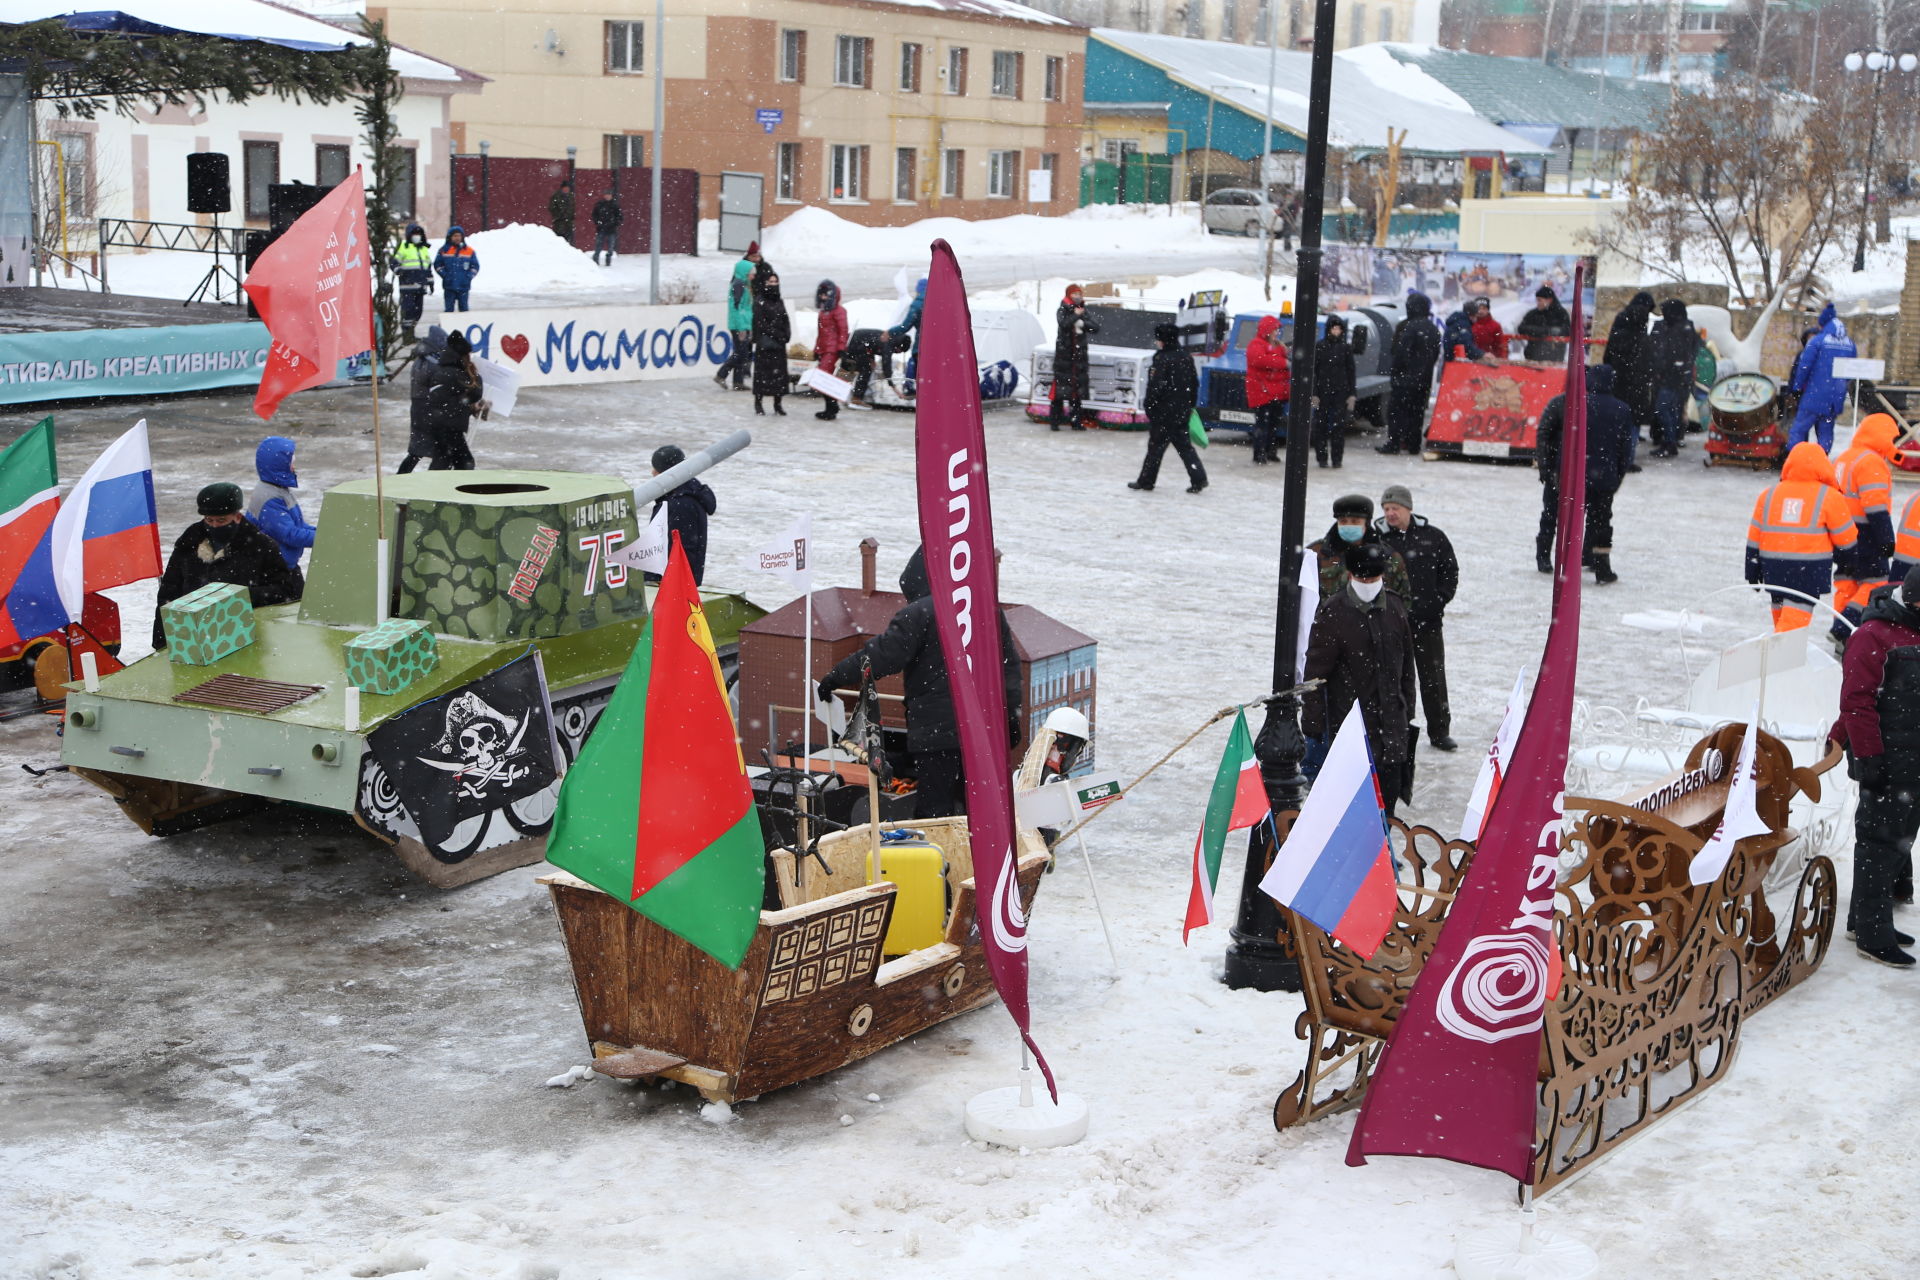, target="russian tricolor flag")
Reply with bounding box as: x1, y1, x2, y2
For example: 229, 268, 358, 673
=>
1258, 703, 1398, 958
48, 419, 161, 618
